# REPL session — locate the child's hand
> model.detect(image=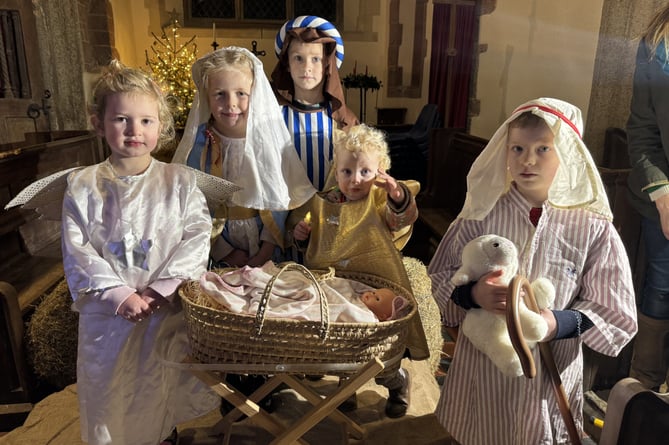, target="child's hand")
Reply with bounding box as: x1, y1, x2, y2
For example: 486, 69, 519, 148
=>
540, 308, 558, 341
248, 241, 275, 267
375, 169, 404, 204
118, 293, 154, 323
293, 220, 312, 241
655, 194, 669, 239
471, 270, 508, 315
141, 288, 167, 310
223, 249, 250, 267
